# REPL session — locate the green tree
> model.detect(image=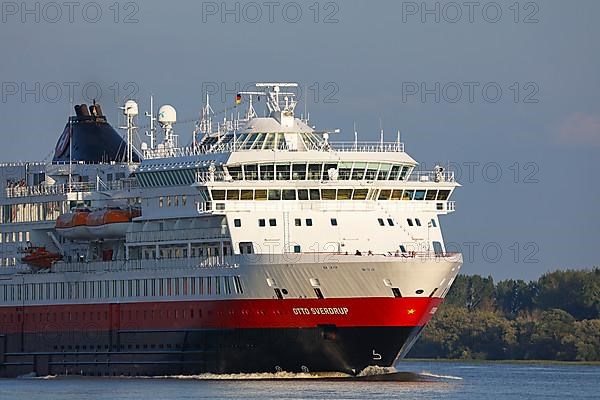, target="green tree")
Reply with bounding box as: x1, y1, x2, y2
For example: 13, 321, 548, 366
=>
573, 319, 600, 361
